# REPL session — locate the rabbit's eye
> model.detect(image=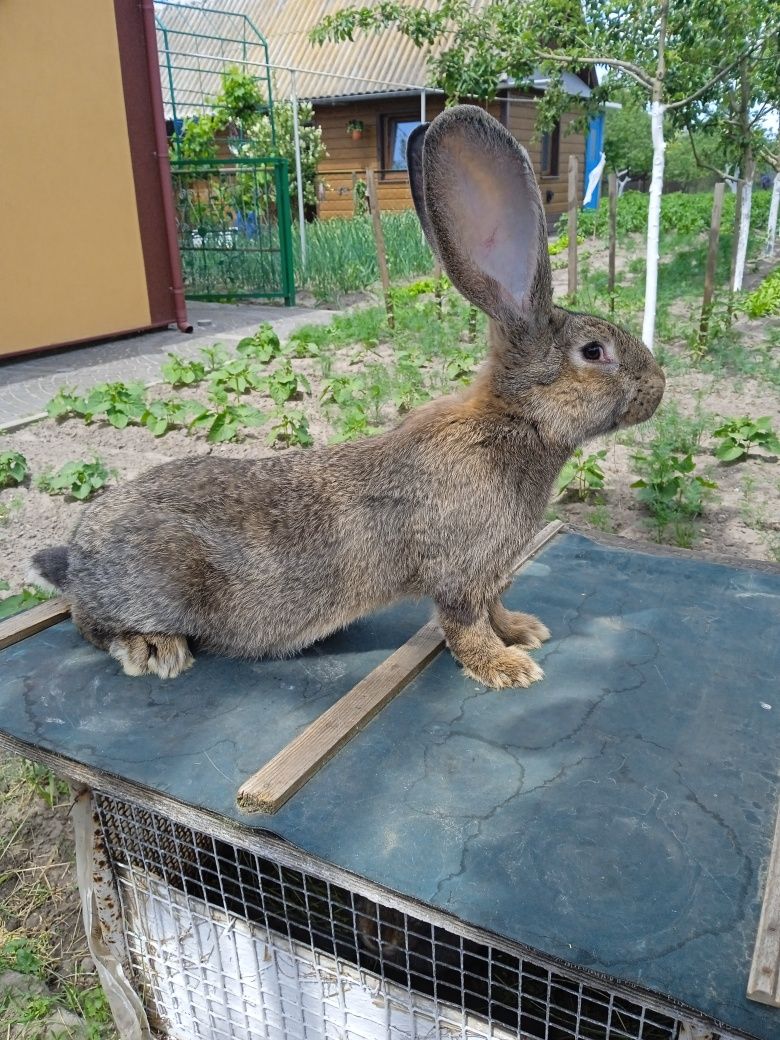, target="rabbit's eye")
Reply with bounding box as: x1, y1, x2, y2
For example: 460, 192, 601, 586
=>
581, 341, 605, 361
